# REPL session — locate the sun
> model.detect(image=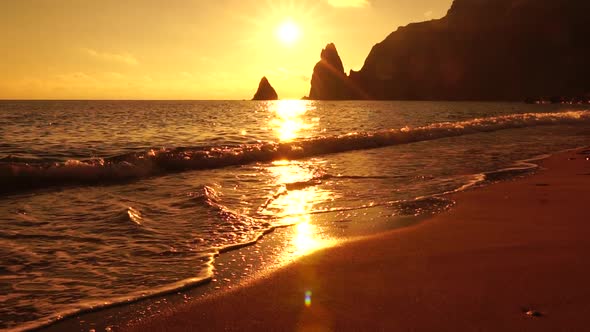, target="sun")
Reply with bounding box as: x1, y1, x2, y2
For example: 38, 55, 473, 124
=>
276, 20, 301, 46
